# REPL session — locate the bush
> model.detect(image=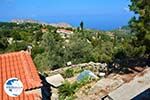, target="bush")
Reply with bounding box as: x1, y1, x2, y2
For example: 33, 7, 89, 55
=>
58, 81, 78, 100
63, 68, 74, 78
33, 53, 49, 71
58, 78, 91, 100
